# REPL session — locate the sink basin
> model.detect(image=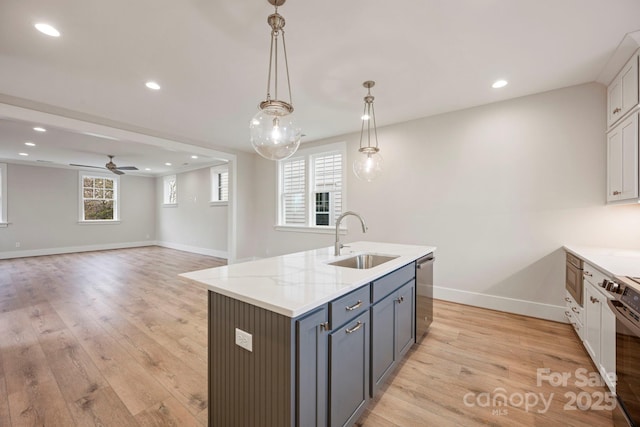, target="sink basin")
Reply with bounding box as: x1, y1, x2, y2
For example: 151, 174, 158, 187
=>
328, 253, 398, 269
